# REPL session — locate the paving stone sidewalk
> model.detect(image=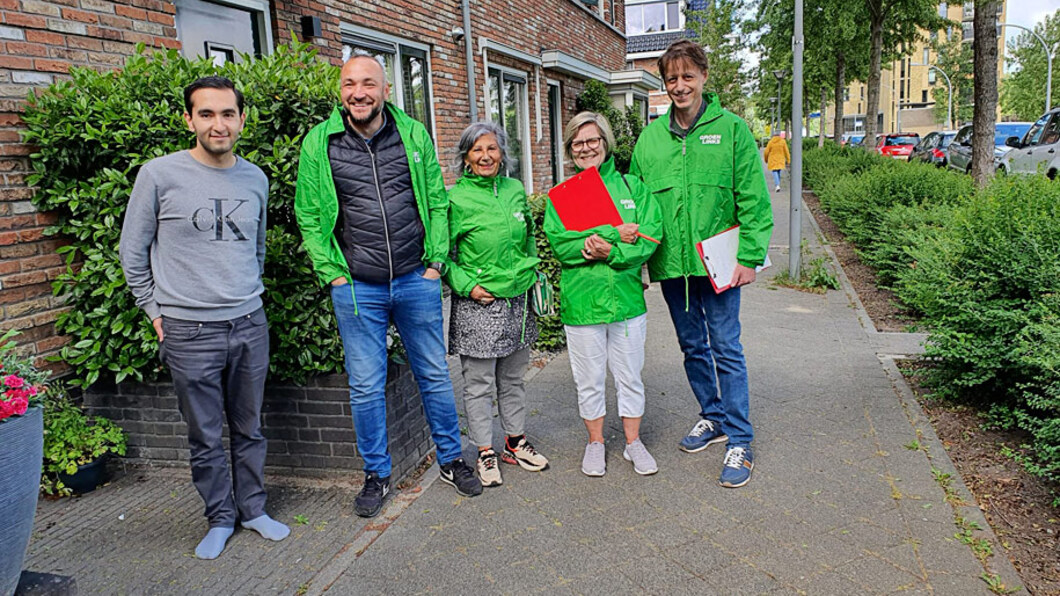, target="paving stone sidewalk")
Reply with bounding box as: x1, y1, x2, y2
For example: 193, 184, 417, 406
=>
22, 167, 1027, 595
